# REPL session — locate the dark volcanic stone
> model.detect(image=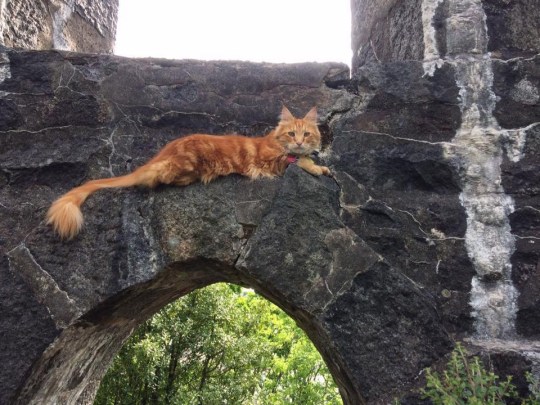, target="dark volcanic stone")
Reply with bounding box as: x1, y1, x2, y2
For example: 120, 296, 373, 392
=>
0, 256, 59, 405
351, 0, 425, 71
329, 59, 474, 337
323, 261, 452, 403
0, 47, 452, 405
483, 0, 540, 59
497, 56, 540, 338
2, 0, 540, 397
492, 56, 540, 129
350, 62, 461, 143
0, 98, 22, 130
